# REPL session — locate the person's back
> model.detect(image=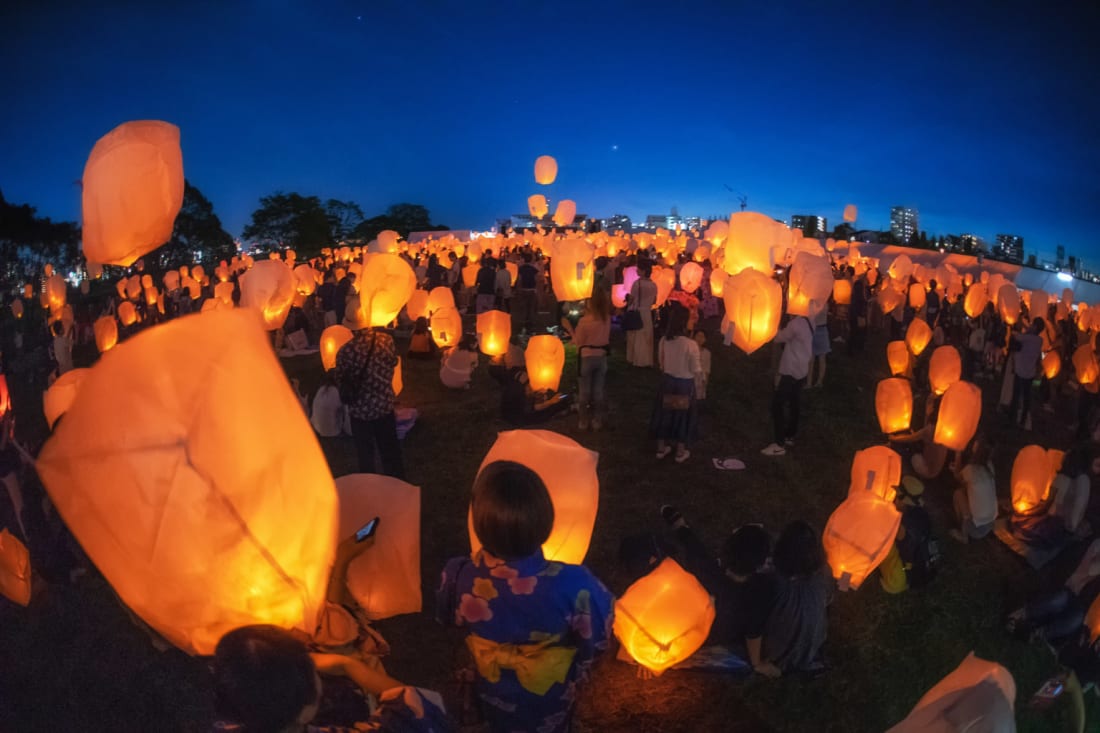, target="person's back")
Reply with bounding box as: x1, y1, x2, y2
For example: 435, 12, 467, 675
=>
1013, 330, 1043, 379
762, 521, 828, 674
